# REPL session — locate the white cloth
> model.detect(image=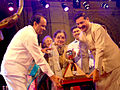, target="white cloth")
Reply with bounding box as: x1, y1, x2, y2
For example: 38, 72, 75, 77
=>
88, 50, 94, 68
48, 43, 62, 77
68, 39, 94, 73
3, 75, 27, 90
96, 66, 120, 90
1, 25, 54, 89
67, 39, 81, 68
